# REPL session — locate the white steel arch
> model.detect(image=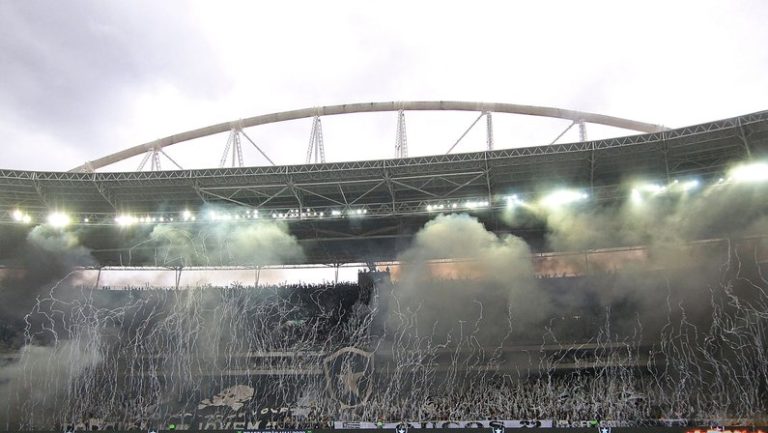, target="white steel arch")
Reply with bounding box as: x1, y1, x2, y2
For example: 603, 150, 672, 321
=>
71, 100, 669, 172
